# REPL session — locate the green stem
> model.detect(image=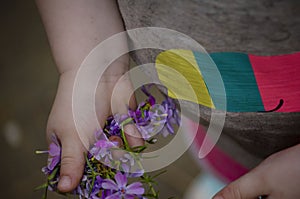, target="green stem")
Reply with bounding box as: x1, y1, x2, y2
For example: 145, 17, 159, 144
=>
120, 117, 133, 126
42, 185, 48, 199
148, 182, 157, 198
121, 127, 130, 151
120, 117, 133, 151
